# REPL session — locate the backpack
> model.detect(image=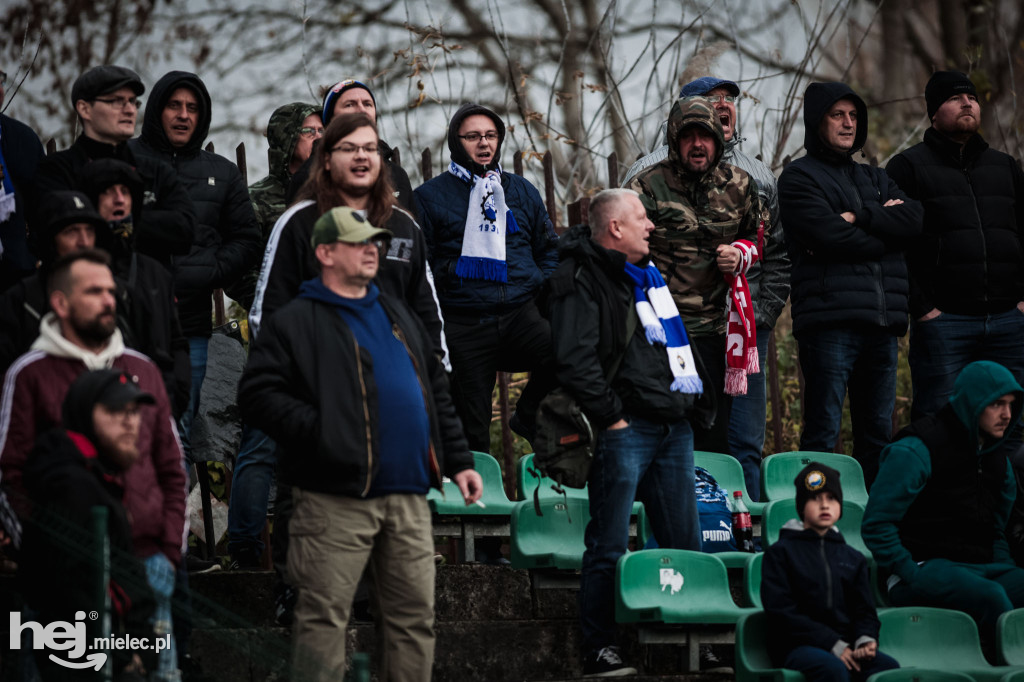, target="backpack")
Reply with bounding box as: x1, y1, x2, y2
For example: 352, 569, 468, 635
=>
642, 466, 737, 552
